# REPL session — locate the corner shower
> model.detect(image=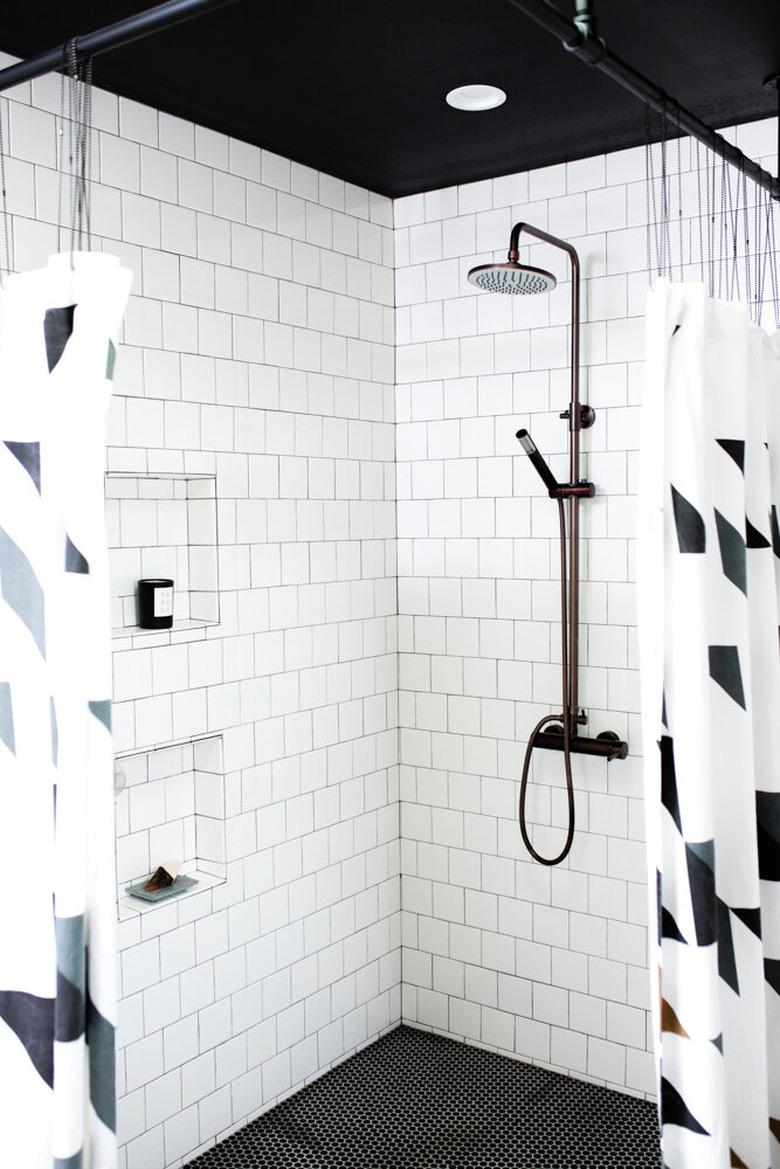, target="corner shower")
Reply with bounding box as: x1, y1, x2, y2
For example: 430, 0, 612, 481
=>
468, 223, 627, 865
